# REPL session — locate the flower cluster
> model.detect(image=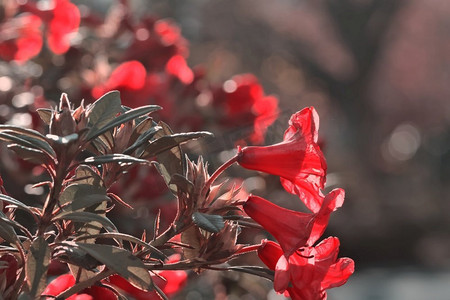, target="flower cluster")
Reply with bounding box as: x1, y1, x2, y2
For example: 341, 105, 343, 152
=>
0, 0, 80, 62
236, 107, 354, 299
